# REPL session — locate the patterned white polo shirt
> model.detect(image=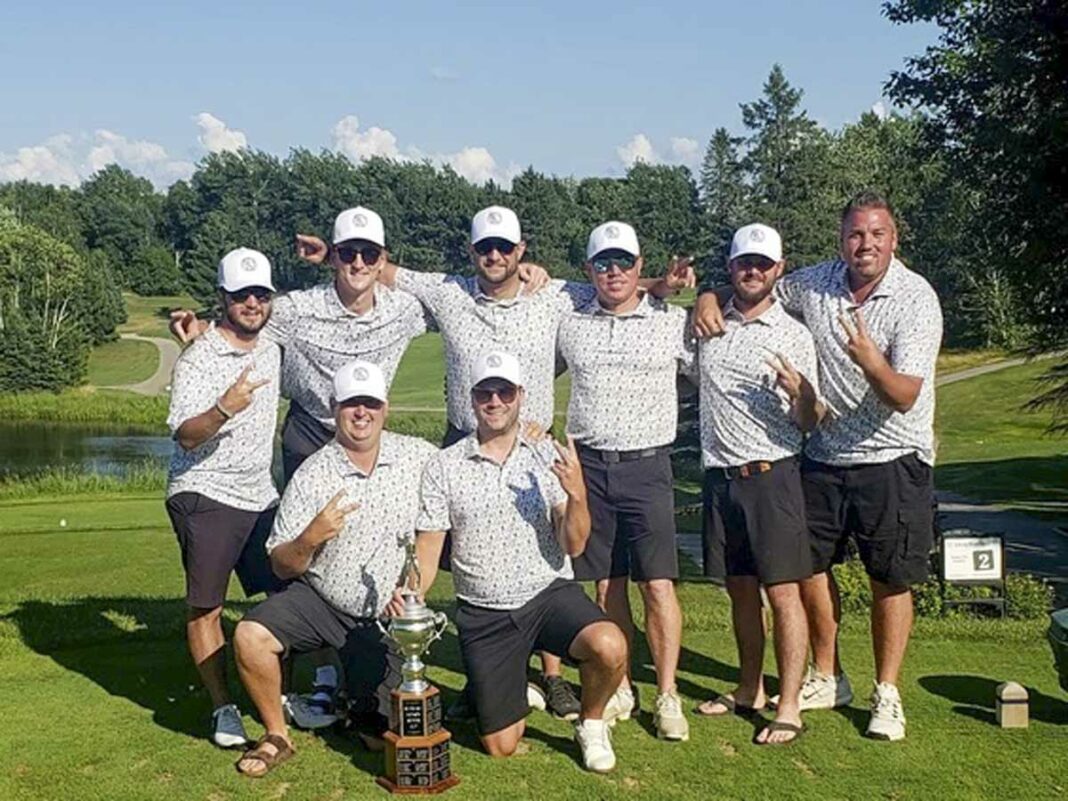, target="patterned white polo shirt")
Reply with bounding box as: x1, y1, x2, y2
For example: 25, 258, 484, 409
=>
266, 433, 438, 618
417, 434, 570, 610
556, 292, 695, 450
776, 257, 943, 466
696, 299, 820, 468
265, 283, 429, 427
394, 269, 594, 432
166, 324, 281, 511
